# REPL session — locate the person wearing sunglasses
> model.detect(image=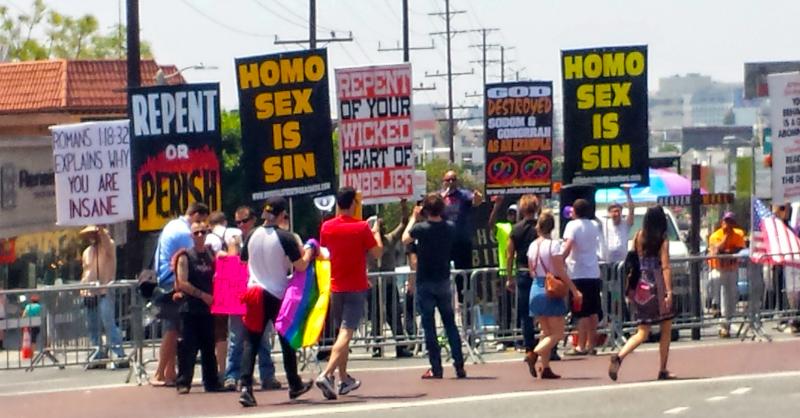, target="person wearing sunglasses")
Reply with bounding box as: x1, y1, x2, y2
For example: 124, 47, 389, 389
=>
174, 221, 221, 394
238, 197, 317, 407
151, 202, 209, 387
223, 205, 280, 392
